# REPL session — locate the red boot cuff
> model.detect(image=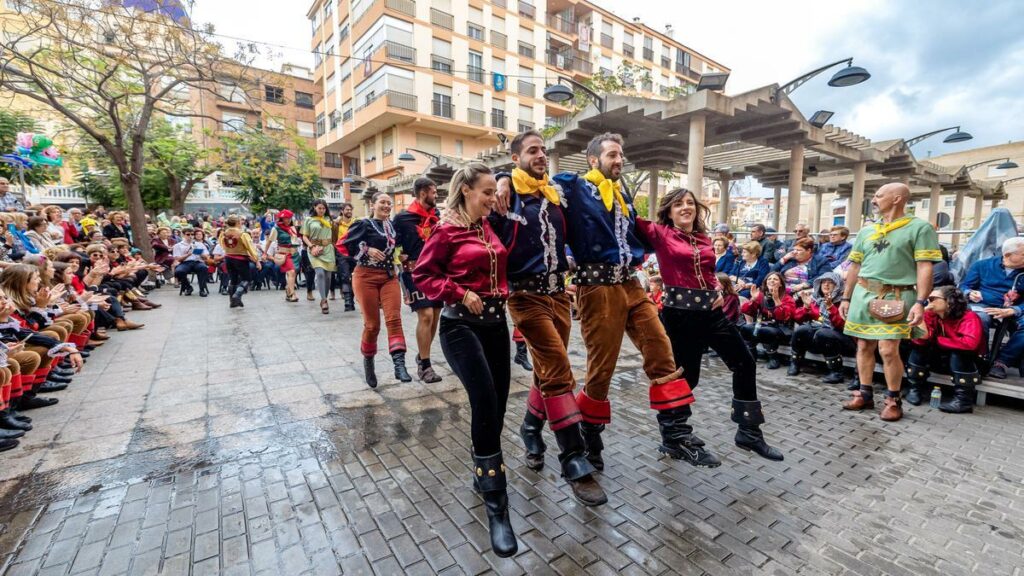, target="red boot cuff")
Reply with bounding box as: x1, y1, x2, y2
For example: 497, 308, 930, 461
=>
649, 377, 695, 411
575, 390, 611, 425
387, 336, 406, 354
360, 341, 377, 357
526, 386, 545, 419
542, 392, 583, 431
